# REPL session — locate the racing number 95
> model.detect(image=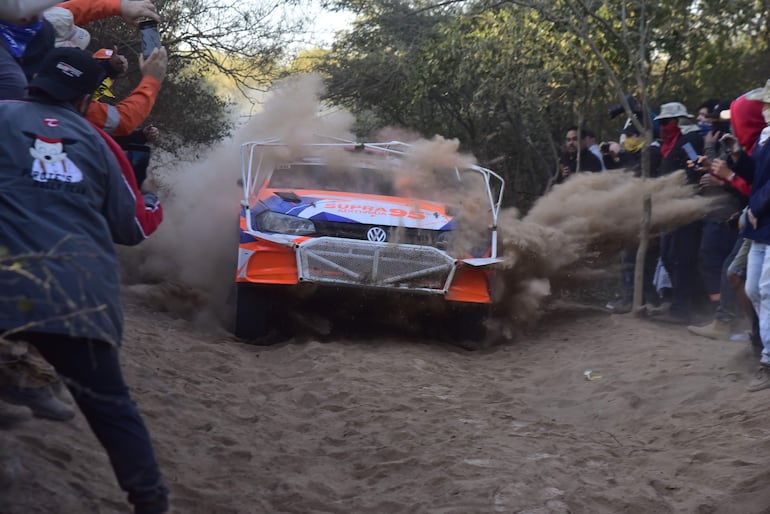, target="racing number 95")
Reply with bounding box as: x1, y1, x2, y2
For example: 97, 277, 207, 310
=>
390, 208, 425, 220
